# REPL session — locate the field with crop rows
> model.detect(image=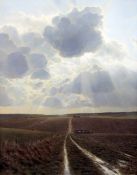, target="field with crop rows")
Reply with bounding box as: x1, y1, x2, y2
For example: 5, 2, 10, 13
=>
0, 115, 69, 175
0, 113, 137, 175
71, 116, 137, 174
